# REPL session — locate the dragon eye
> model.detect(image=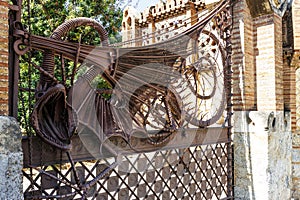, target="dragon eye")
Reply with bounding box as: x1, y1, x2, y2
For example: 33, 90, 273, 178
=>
36, 92, 44, 98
